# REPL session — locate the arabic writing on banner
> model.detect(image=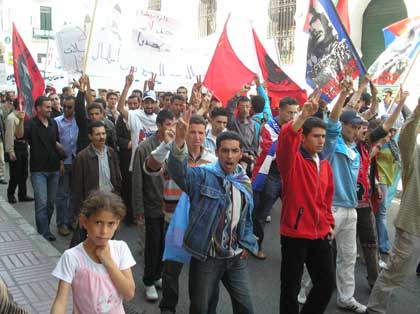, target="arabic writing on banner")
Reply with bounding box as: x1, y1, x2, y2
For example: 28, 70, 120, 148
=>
85, 3, 210, 91
56, 26, 86, 73
305, 0, 365, 102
